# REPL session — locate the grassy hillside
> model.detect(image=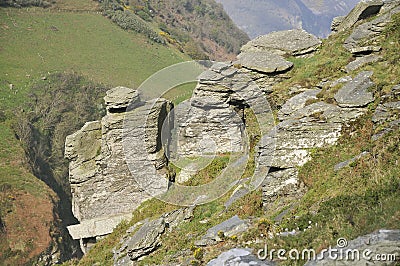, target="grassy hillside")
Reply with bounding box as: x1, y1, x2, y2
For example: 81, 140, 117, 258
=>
111, 0, 250, 60
0, 7, 187, 105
